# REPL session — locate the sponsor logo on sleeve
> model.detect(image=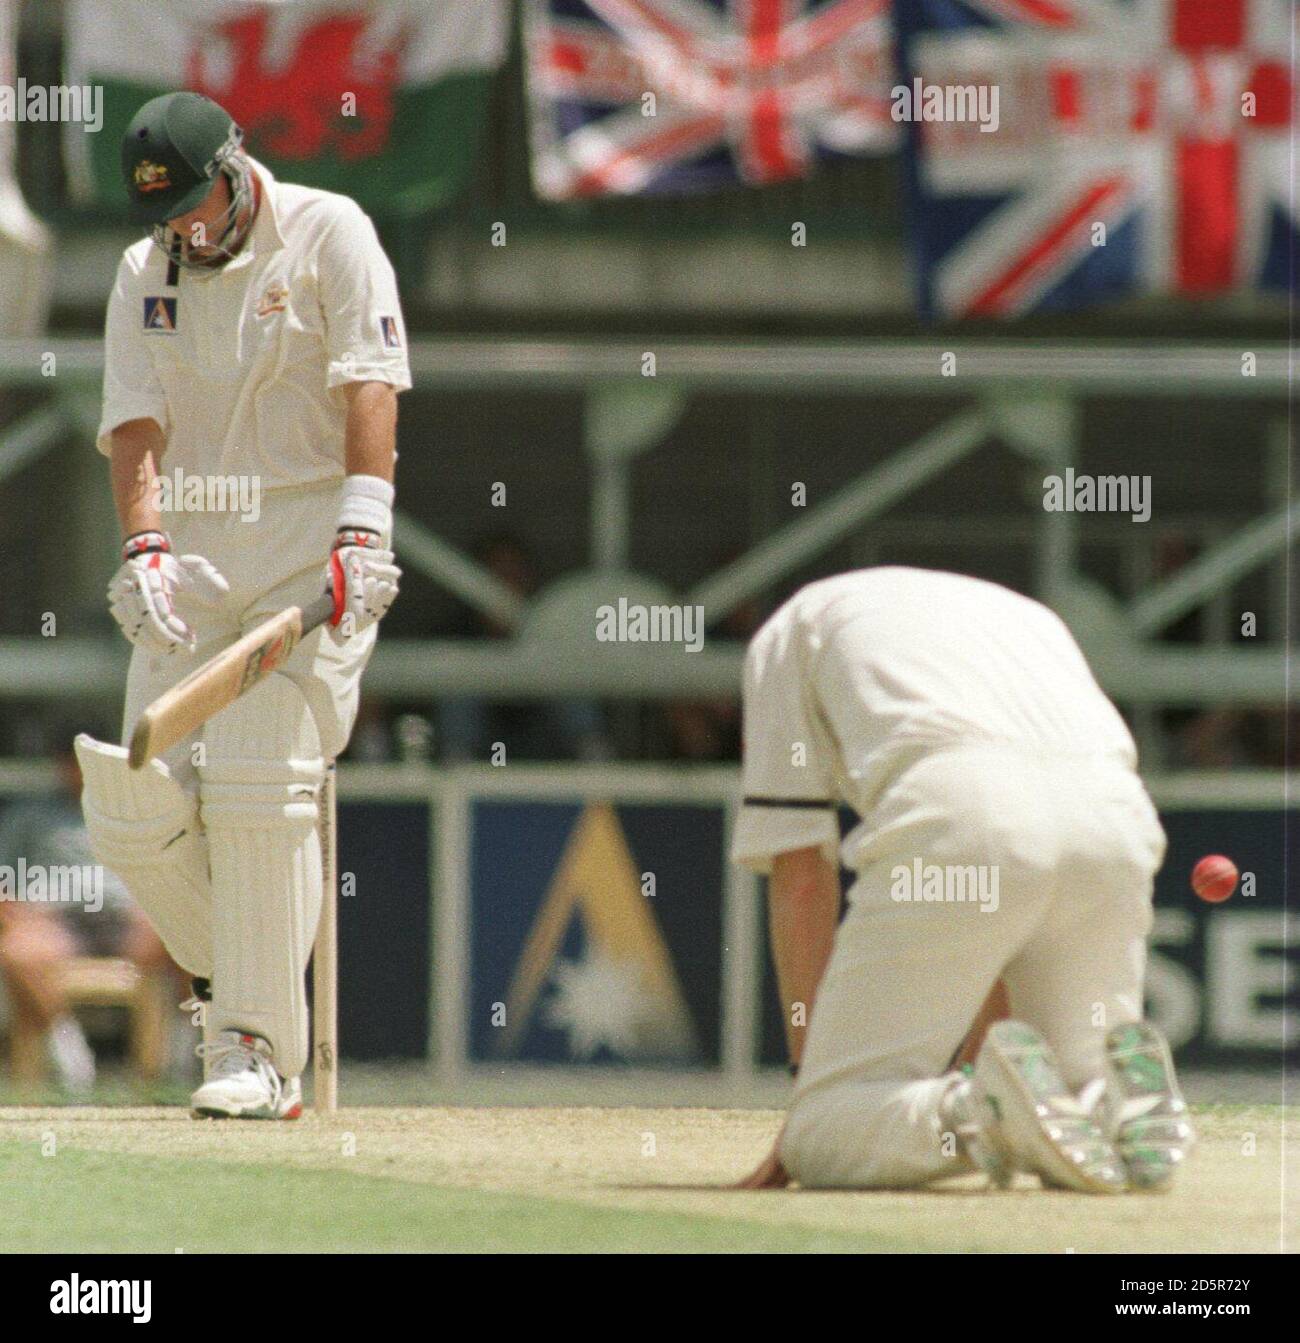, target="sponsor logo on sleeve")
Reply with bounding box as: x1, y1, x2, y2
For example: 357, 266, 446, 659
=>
379, 314, 401, 350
